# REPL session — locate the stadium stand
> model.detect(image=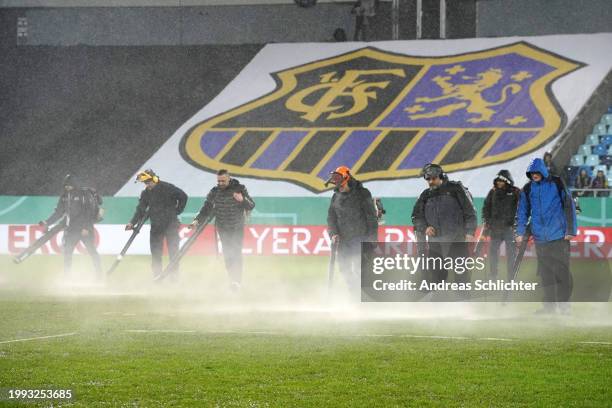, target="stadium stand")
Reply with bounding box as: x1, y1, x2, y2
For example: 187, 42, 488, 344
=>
566, 106, 612, 196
